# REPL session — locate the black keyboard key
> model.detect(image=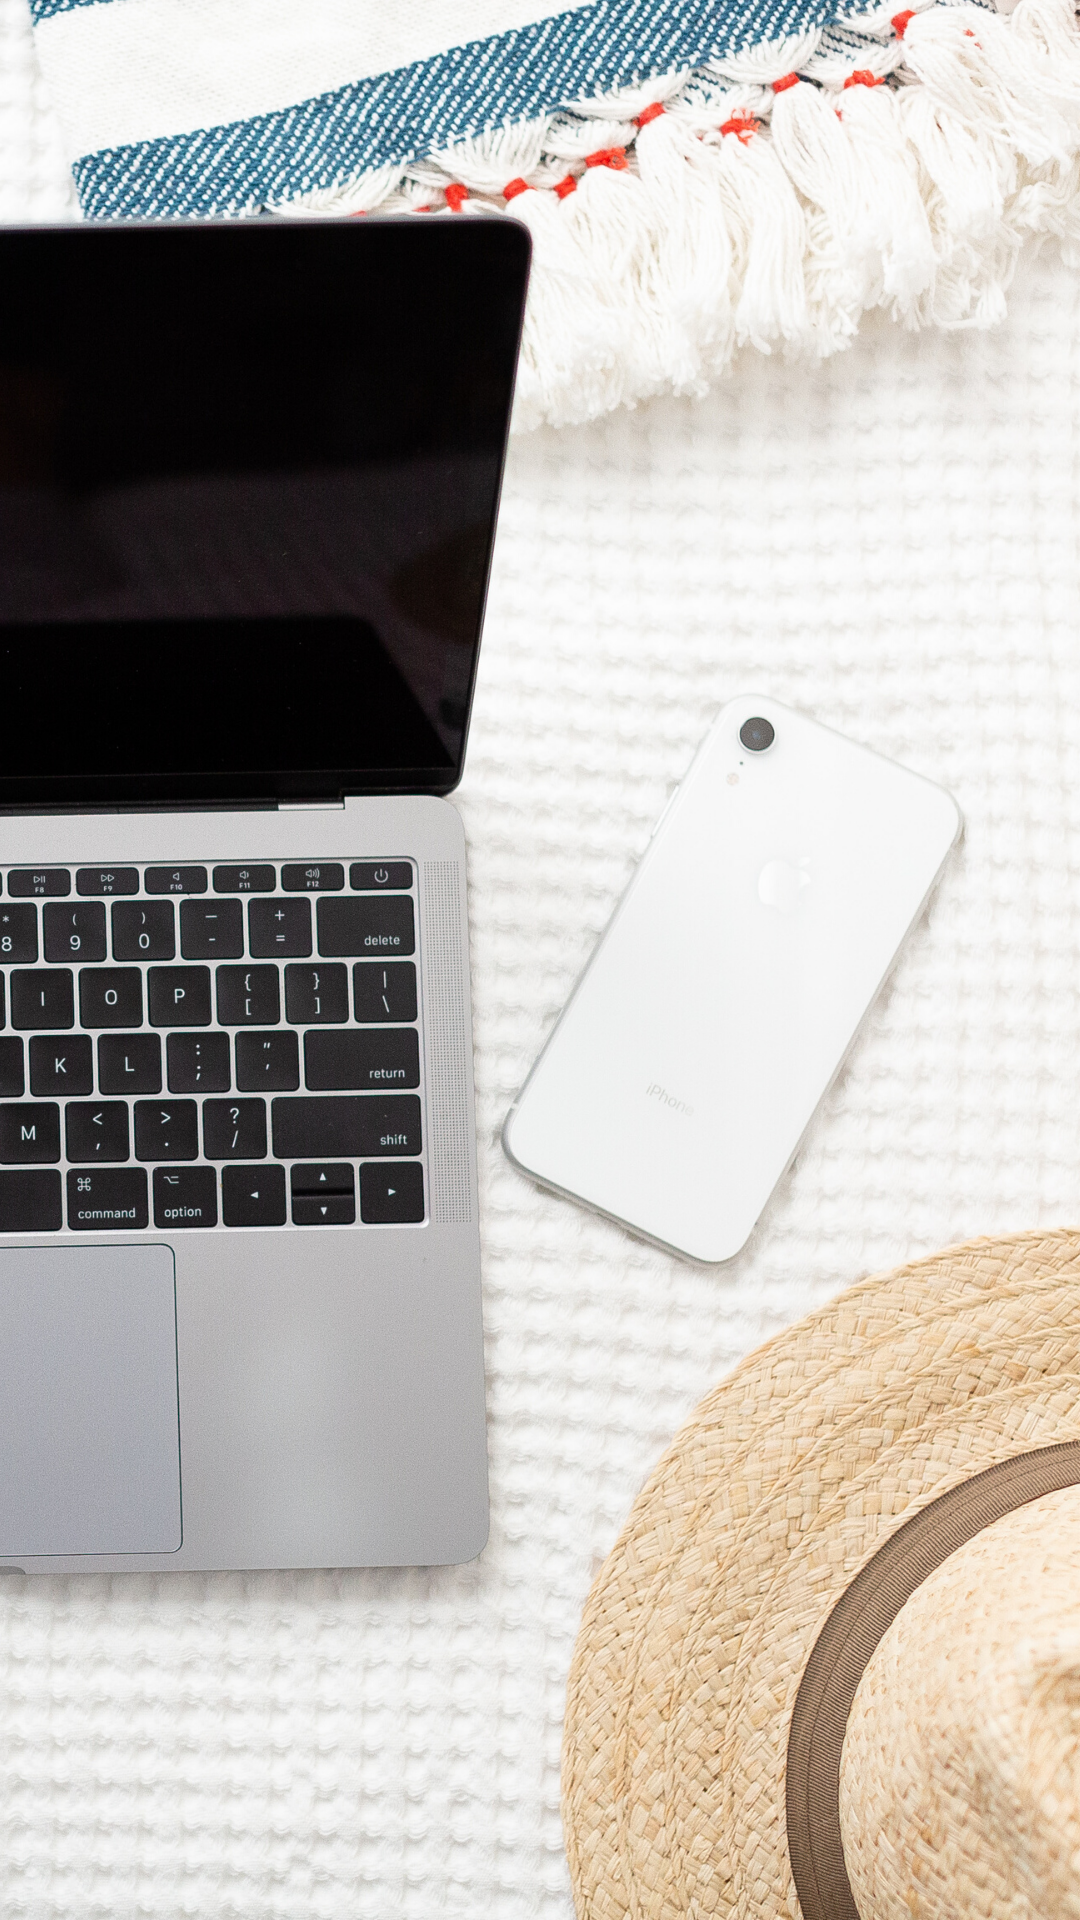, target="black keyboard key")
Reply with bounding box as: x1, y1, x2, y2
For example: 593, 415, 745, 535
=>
248, 898, 311, 958
281, 863, 344, 892
291, 1162, 355, 1226
66, 1101, 130, 1163
271, 1094, 421, 1160
284, 964, 349, 1025
134, 1100, 199, 1162
353, 962, 418, 1024
0, 1103, 60, 1162
305, 1028, 419, 1092
148, 966, 212, 1028
29, 1035, 93, 1097
213, 864, 276, 894
0, 1038, 23, 1098
291, 1162, 354, 1195
10, 970, 73, 1031
167, 1032, 231, 1093
203, 1098, 267, 1160
76, 867, 139, 896
222, 1163, 286, 1227
112, 901, 175, 961
350, 862, 413, 891
0, 972, 4, 1029
293, 1192, 355, 1225
360, 1162, 425, 1224
217, 965, 280, 1026
67, 1167, 148, 1230
99, 1034, 162, 1095
153, 1166, 218, 1229
8, 868, 69, 898
0, 1167, 61, 1232
235, 1031, 299, 1092
80, 967, 143, 1029
44, 901, 107, 963
317, 897, 415, 958
0, 905, 37, 964
180, 899, 244, 960
145, 865, 207, 895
